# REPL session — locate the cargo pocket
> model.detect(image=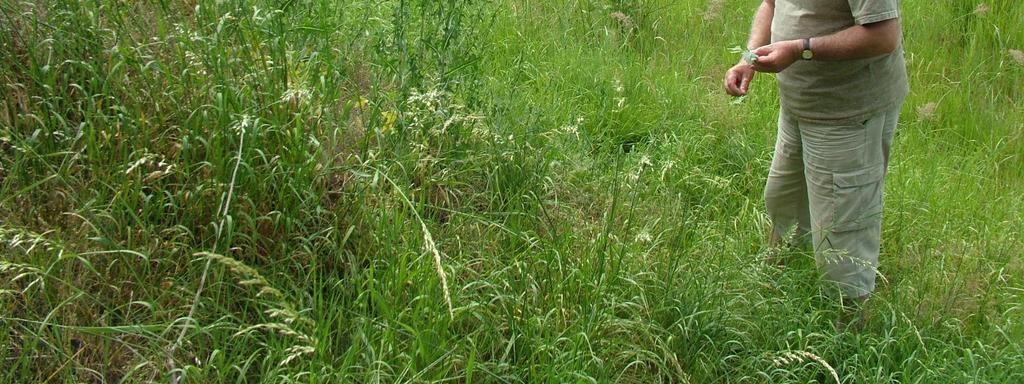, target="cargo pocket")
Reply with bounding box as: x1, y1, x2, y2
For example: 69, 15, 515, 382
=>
832, 165, 885, 232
